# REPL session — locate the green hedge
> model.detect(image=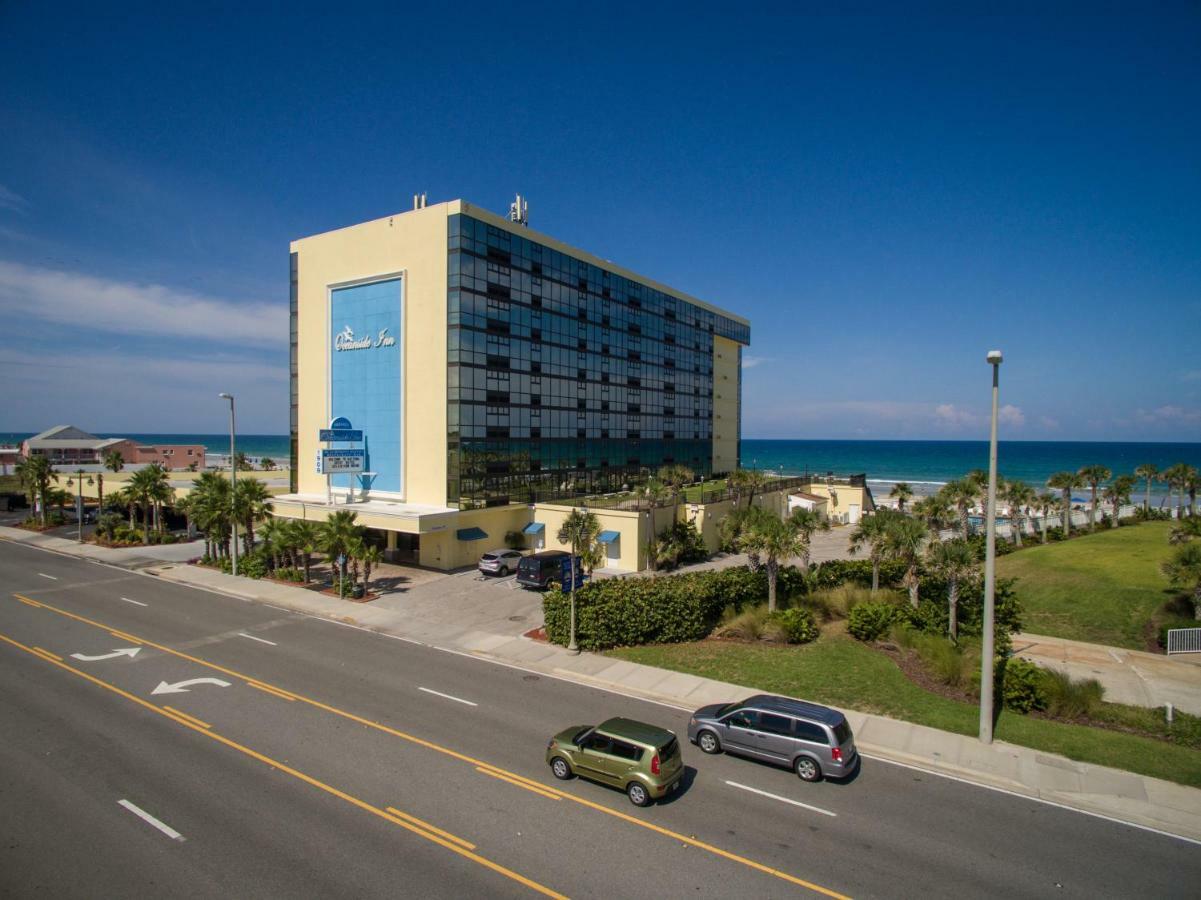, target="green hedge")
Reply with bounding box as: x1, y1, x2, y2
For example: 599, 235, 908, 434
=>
543, 568, 766, 650
848, 602, 897, 641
